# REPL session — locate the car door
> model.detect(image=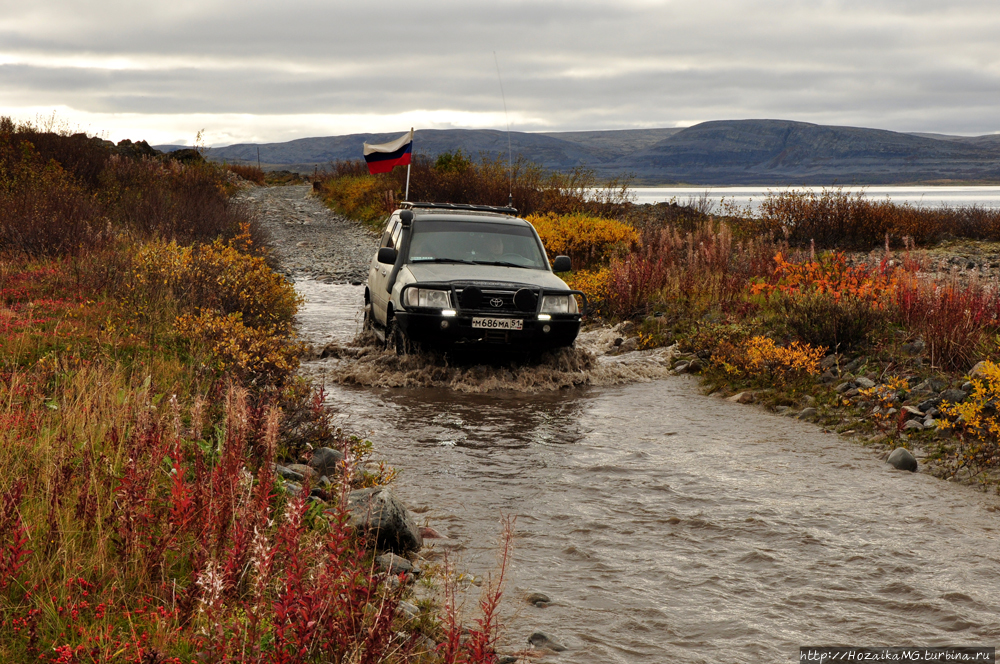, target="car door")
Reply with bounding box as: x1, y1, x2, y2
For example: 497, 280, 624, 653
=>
369, 215, 400, 325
